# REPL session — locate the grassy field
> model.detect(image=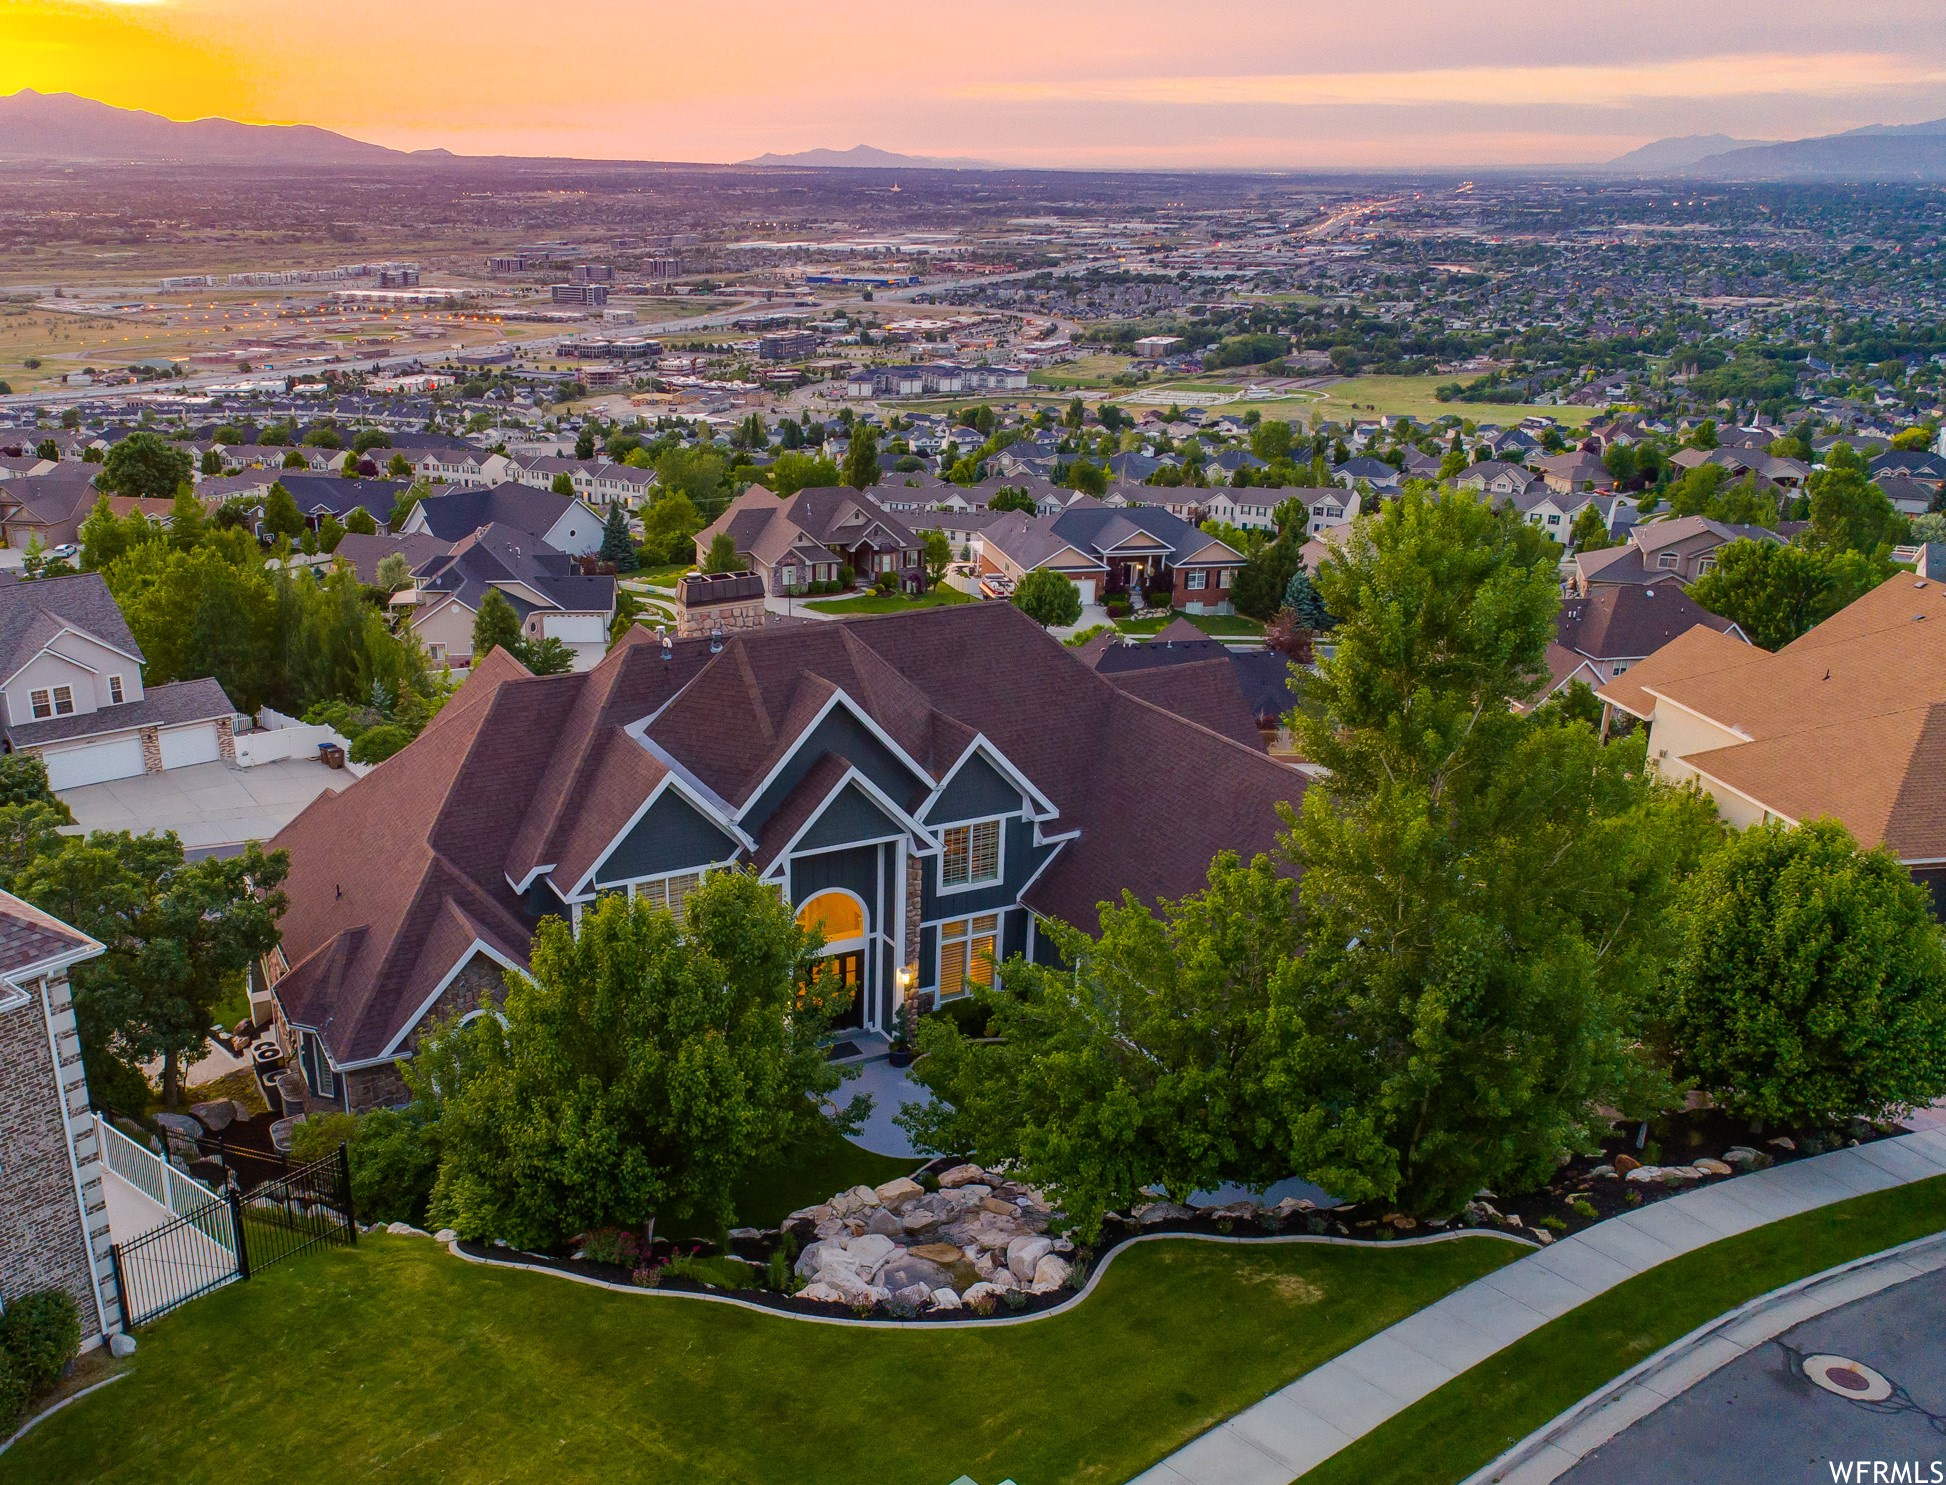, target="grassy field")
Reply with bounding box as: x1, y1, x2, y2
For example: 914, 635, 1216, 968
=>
0, 1233, 1516, 1485
1299, 375, 1598, 429
806, 587, 973, 615
1029, 354, 1138, 390
1297, 1173, 1946, 1485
